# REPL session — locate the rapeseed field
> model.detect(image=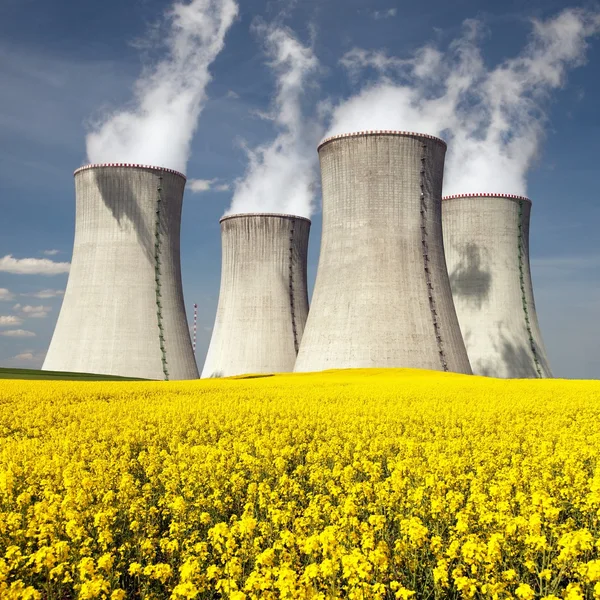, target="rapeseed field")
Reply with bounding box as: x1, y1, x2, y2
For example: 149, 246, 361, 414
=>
0, 369, 599, 599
